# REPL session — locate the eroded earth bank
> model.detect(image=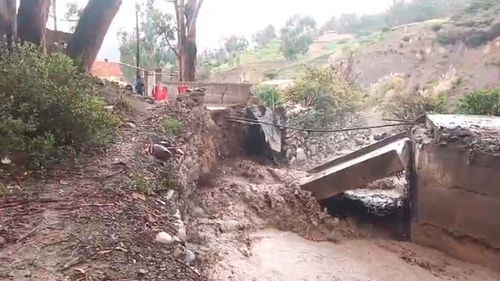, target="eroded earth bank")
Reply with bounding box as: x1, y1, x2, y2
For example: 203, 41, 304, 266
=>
1, 96, 499, 281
